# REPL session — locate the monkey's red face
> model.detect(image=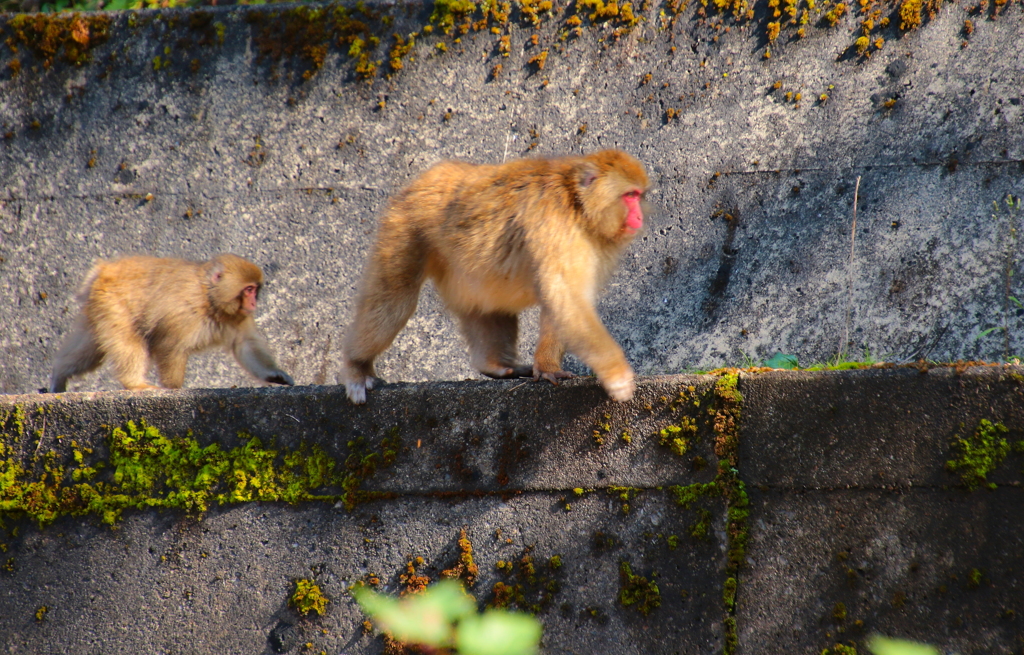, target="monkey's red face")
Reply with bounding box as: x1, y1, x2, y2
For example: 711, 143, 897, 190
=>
622, 189, 645, 235
240, 285, 259, 315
